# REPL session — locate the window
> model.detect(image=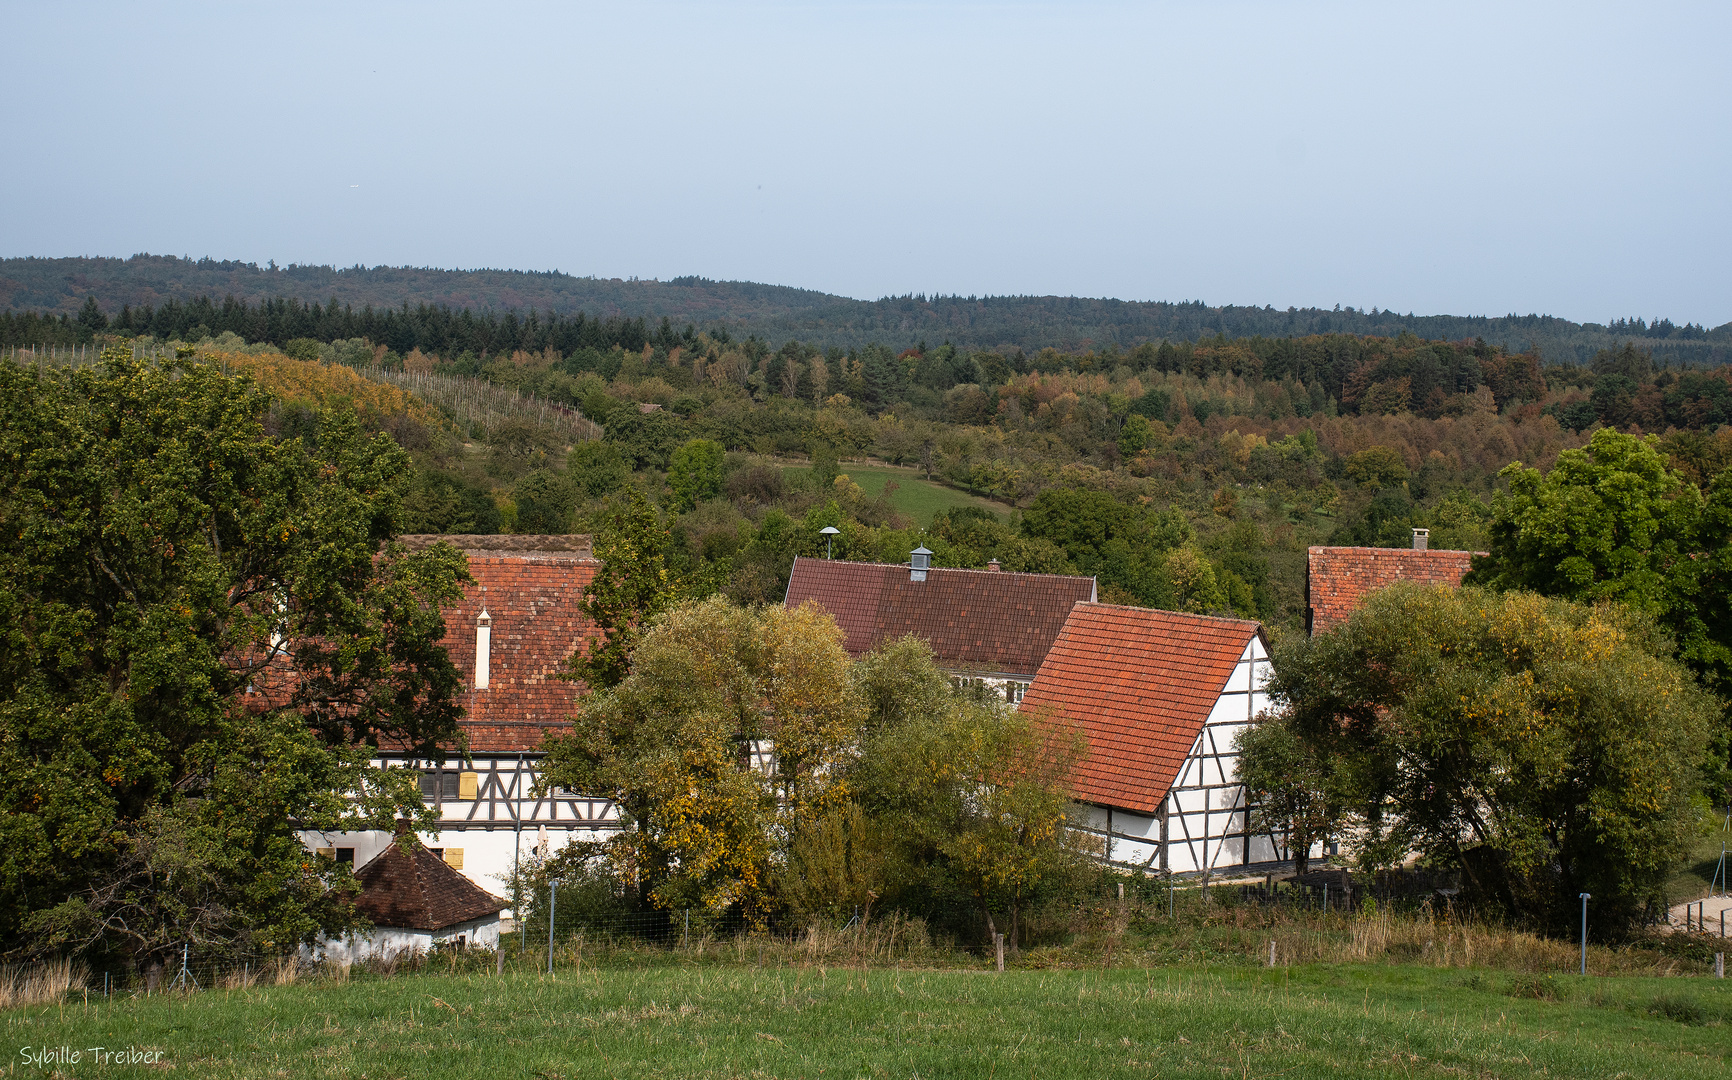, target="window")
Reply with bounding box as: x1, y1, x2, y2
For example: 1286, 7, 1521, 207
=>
1004, 681, 1030, 704
420, 771, 460, 800
335, 848, 354, 865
